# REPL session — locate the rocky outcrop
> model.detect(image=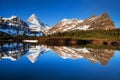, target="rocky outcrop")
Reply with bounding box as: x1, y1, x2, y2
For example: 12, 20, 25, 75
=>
82, 13, 115, 30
